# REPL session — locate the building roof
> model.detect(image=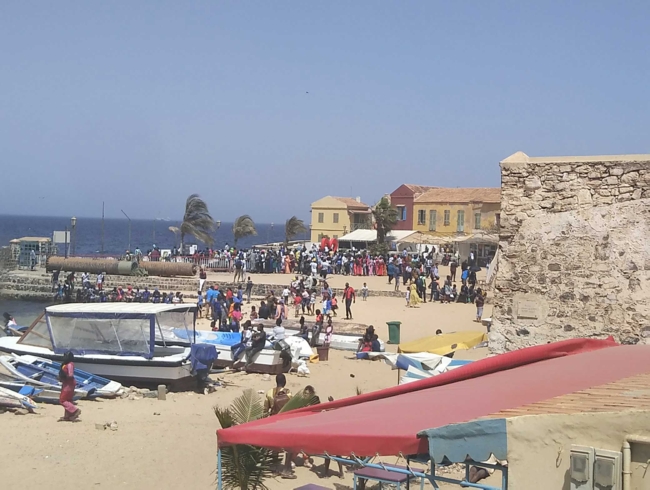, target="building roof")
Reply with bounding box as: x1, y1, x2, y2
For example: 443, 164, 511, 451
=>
501, 151, 650, 164
414, 187, 501, 204
217, 338, 650, 456
403, 184, 437, 195
338, 229, 416, 242
330, 196, 371, 209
